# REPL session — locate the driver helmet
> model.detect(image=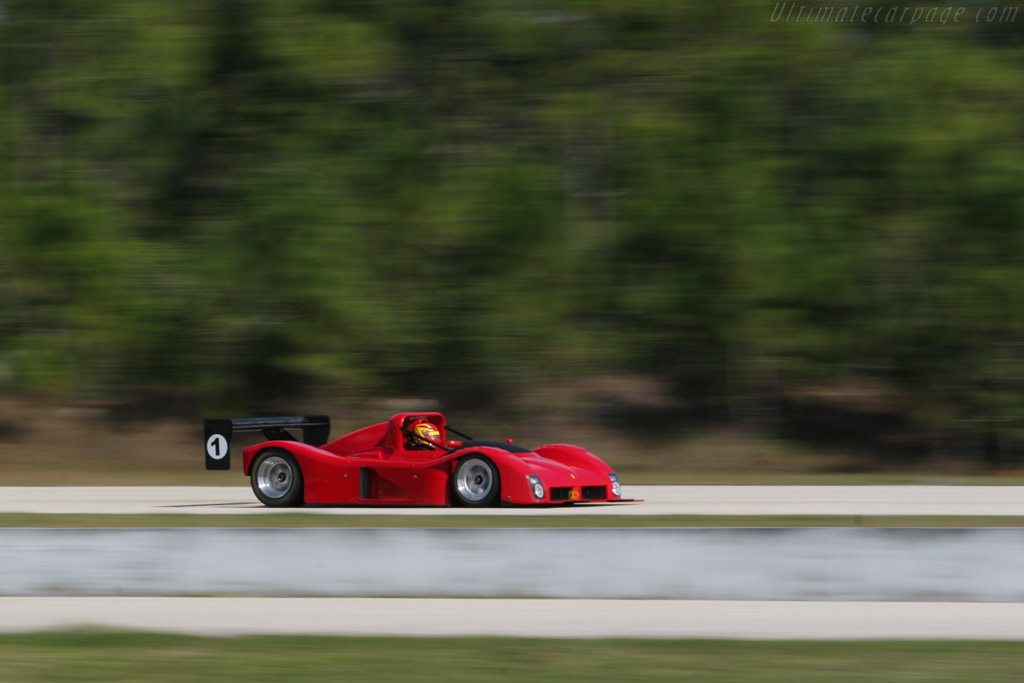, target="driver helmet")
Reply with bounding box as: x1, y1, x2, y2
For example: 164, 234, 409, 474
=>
411, 420, 440, 448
